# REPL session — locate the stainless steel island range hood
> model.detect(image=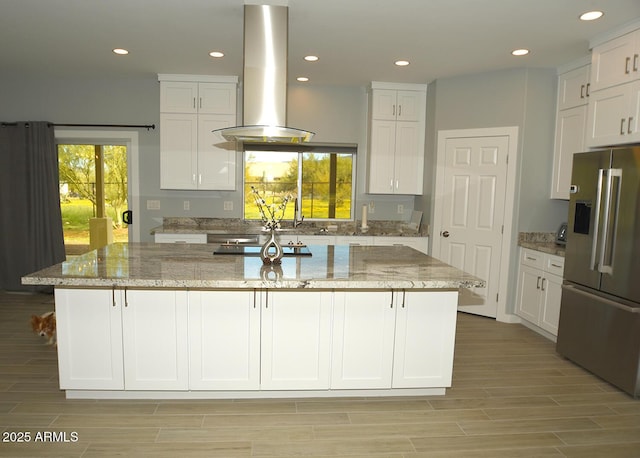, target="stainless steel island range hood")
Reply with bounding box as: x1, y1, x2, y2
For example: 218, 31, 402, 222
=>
214, 4, 314, 143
